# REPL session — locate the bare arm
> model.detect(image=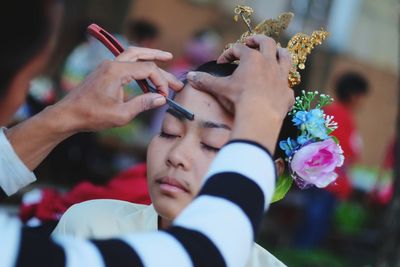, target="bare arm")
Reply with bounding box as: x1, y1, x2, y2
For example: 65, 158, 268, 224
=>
6, 48, 183, 171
